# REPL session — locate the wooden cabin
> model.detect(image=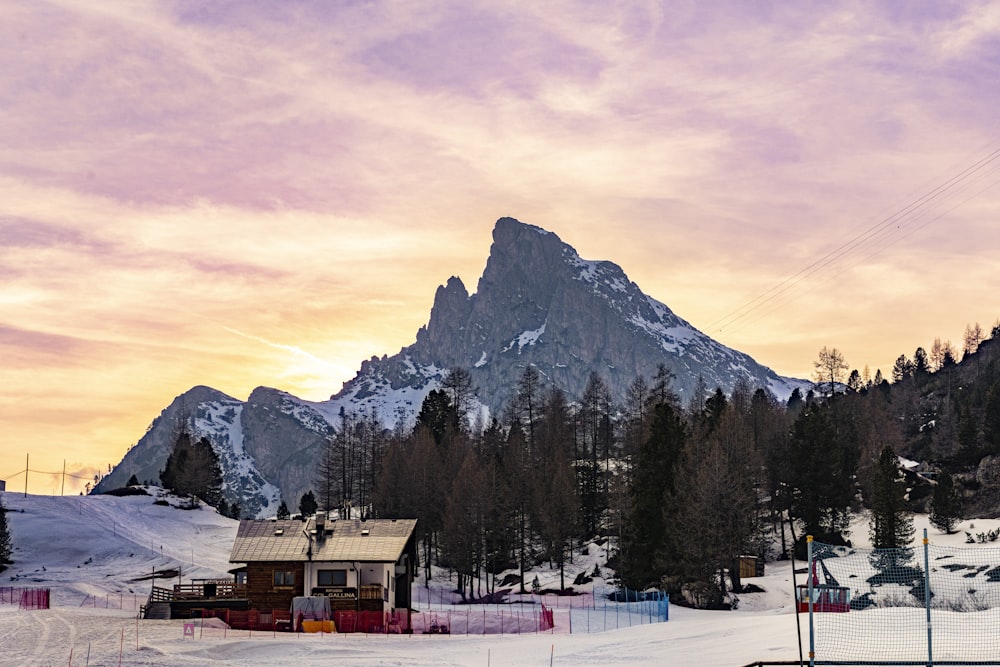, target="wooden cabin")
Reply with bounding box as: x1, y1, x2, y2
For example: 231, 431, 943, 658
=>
229, 514, 418, 619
